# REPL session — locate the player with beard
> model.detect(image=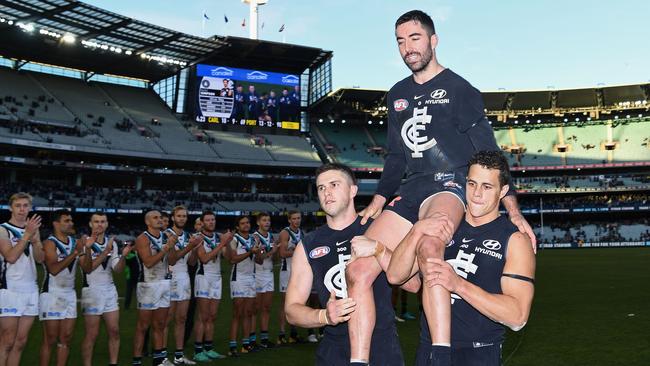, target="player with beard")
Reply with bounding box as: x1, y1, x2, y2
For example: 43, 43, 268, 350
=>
277, 210, 303, 344
193, 211, 231, 361
347, 10, 536, 366
252, 212, 278, 349
163, 206, 202, 365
